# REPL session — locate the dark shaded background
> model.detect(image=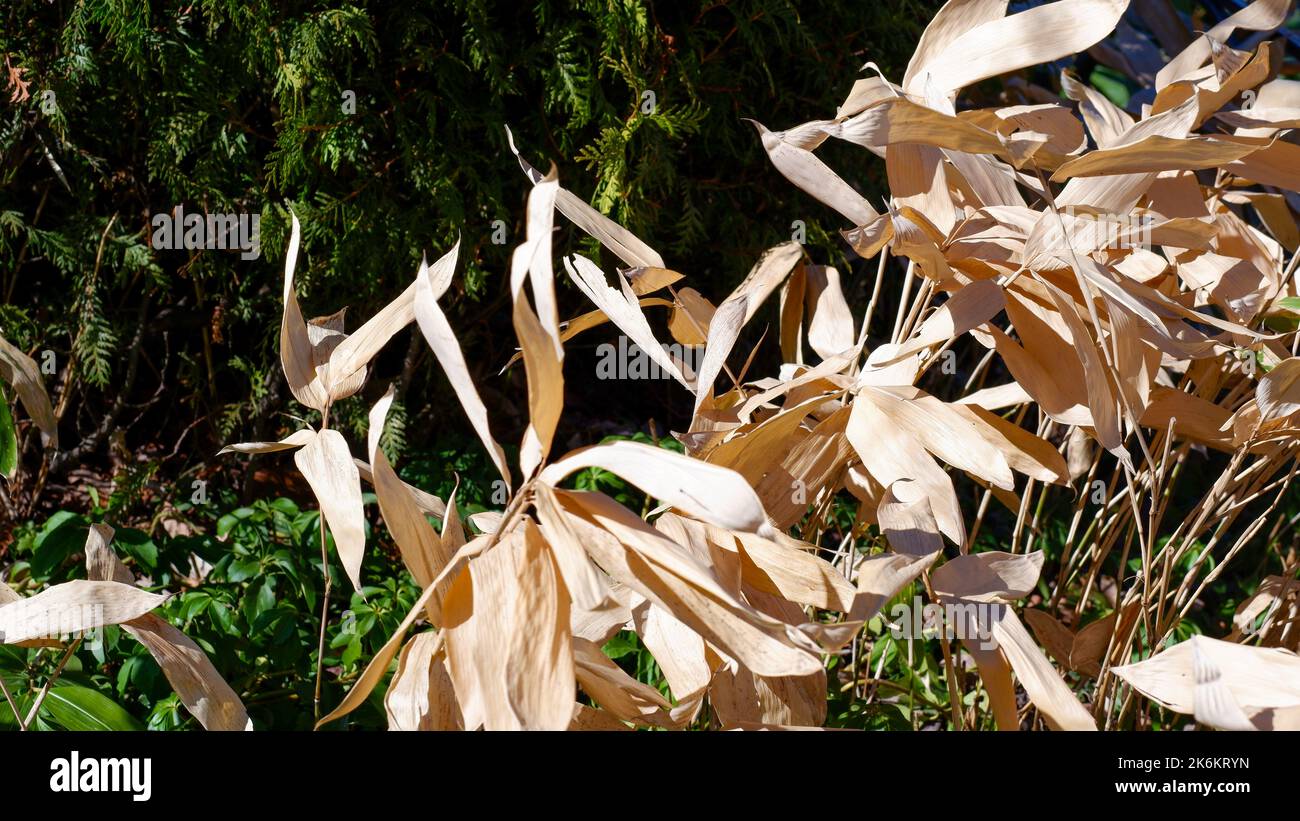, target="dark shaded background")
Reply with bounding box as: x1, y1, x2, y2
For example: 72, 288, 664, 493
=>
0, 0, 940, 527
